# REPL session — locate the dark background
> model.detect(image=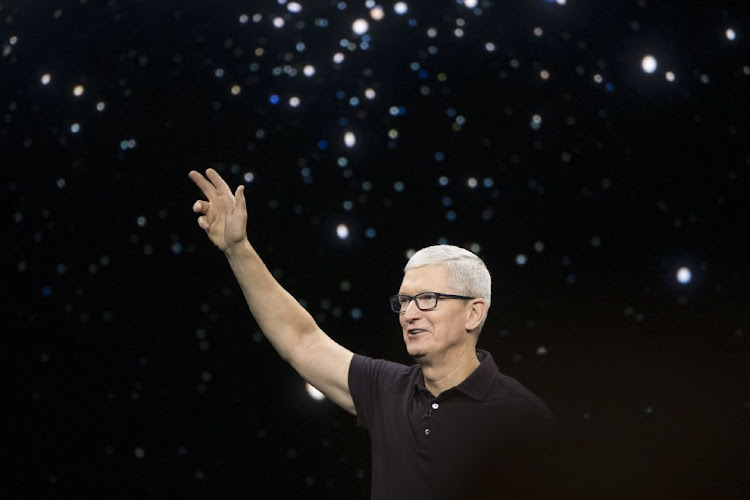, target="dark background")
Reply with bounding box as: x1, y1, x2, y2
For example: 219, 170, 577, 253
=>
5, 0, 748, 497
